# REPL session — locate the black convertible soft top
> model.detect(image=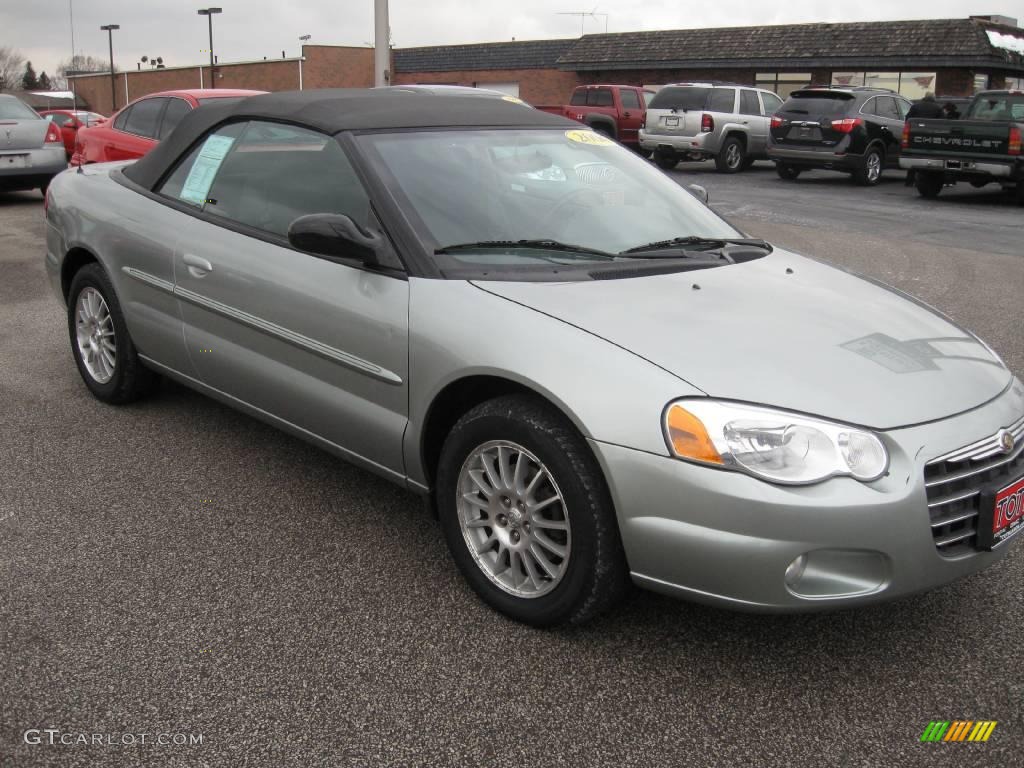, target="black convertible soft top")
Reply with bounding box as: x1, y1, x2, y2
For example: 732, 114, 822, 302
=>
124, 88, 575, 190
